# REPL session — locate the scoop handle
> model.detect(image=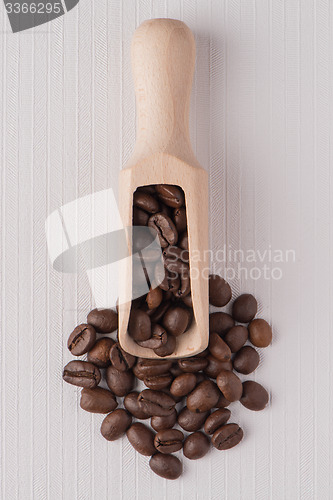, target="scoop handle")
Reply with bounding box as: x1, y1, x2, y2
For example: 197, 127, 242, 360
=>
129, 18, 198, 167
